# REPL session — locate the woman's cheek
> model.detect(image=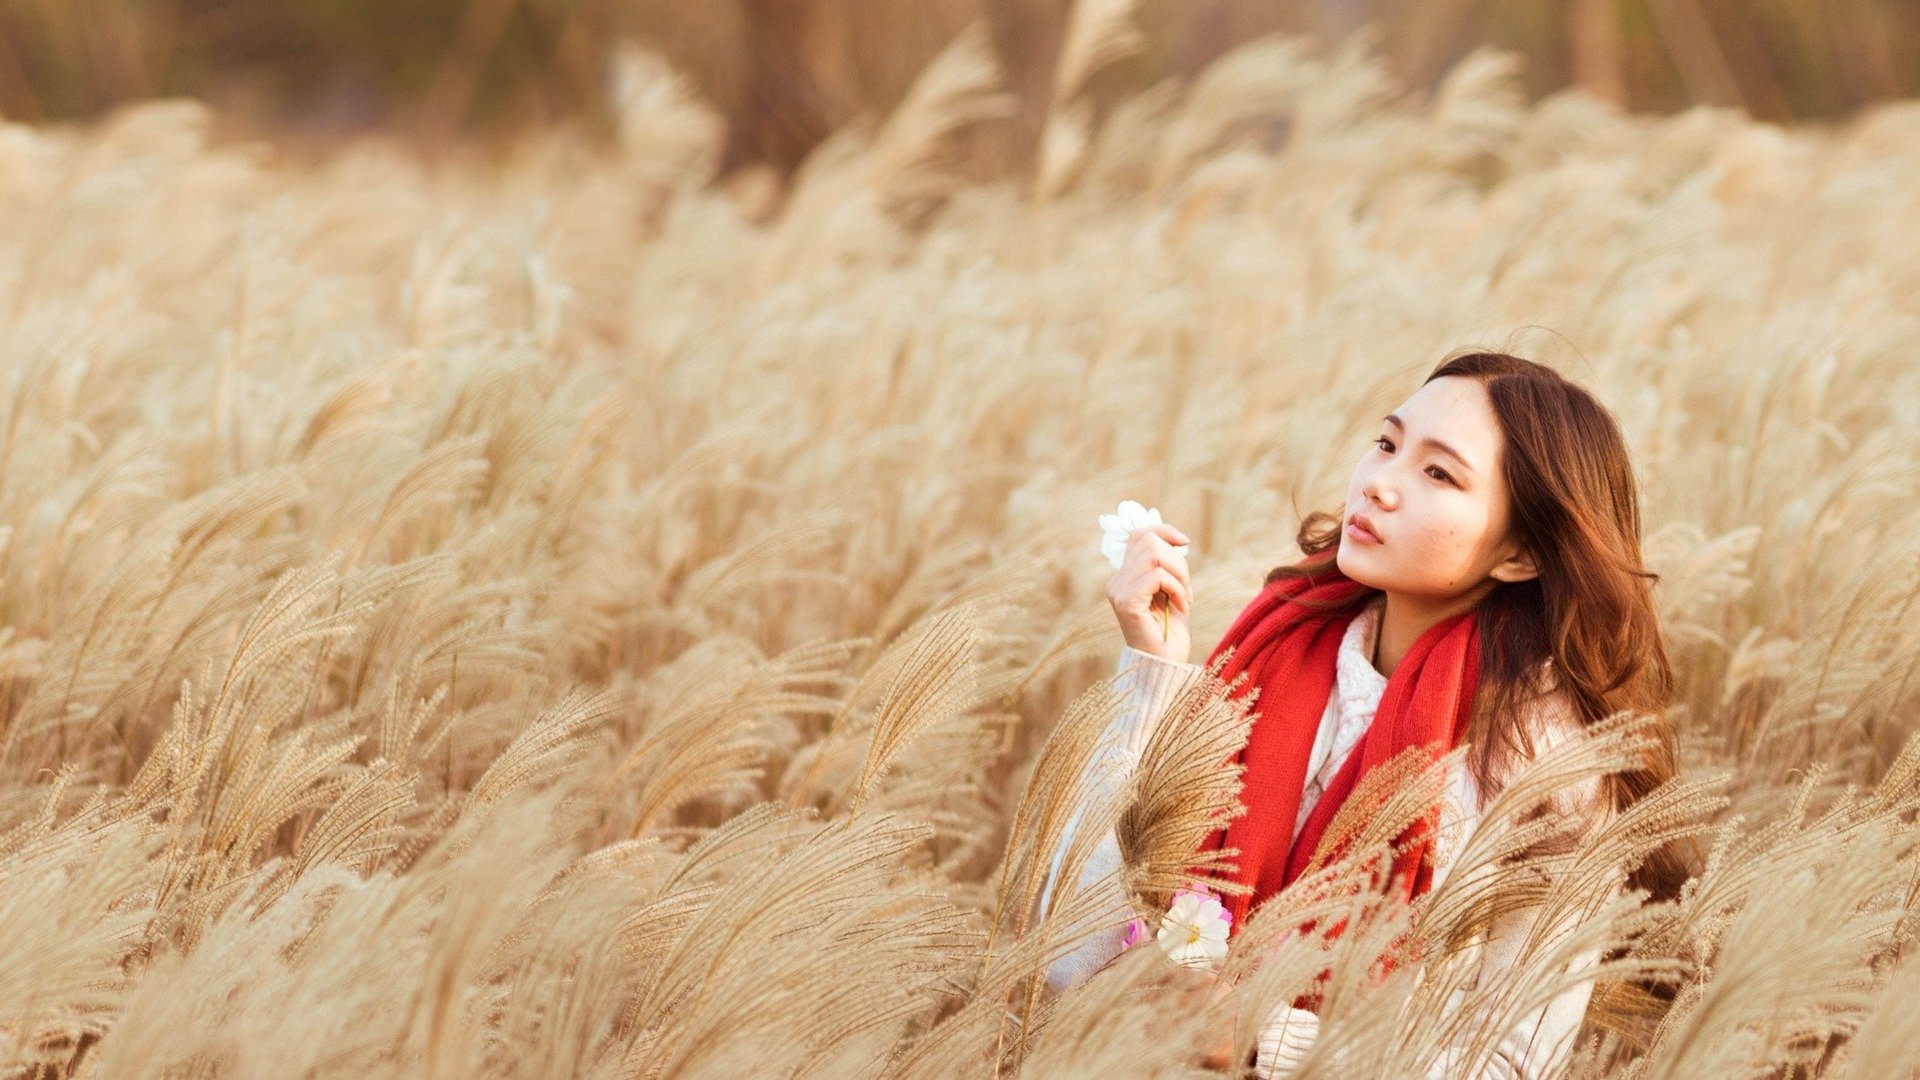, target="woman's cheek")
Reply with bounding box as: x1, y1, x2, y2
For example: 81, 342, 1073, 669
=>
1431, 515, 1486, 593
1402, 517, 1468, 594
1407, 537, 1449, 593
